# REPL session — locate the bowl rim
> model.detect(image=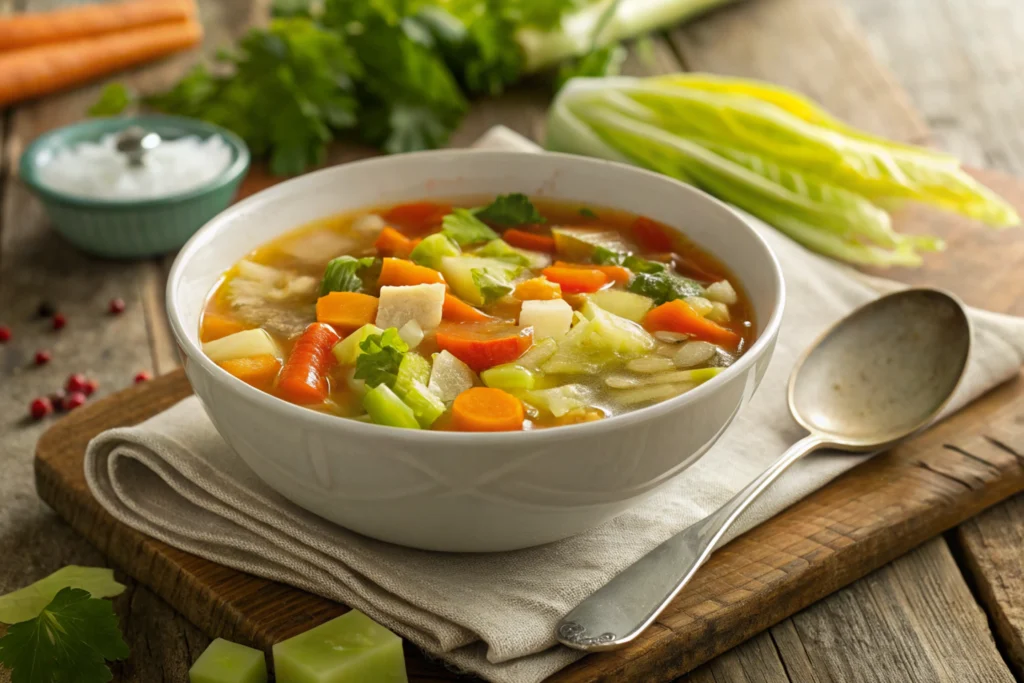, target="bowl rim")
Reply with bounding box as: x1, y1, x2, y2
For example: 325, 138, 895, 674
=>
18, 114, 251, 210
167, 148, 786, 446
